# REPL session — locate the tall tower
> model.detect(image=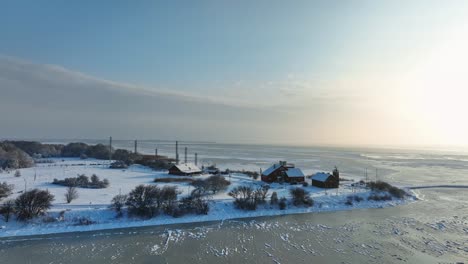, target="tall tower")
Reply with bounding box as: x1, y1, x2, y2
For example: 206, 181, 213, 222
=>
184, 147, 187, 164
134, 140, 138, 154
175, 141, 179, 164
